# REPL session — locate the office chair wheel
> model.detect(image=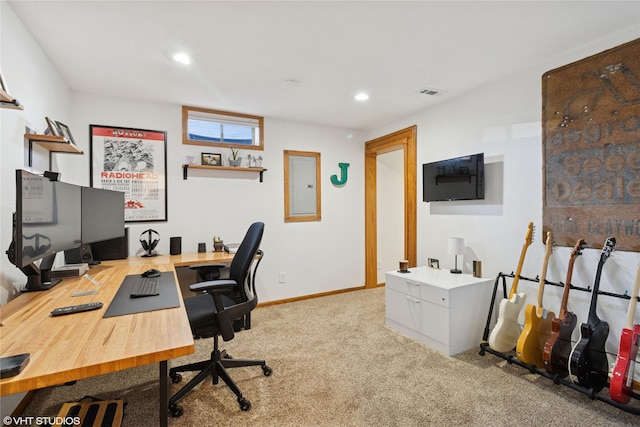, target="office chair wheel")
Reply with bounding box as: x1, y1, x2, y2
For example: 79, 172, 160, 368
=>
238, 397, 251, 411
170, 373, 182, 384
169, 404, 184, 417
262, 364, 272, 376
